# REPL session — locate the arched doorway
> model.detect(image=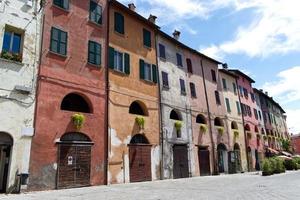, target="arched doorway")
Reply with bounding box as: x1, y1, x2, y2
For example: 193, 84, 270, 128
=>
217, 143, 228, 173
0, 132, 13, 193
233, 143, 242, 173
128, 134, 152, 182
57, 132, 93, 189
